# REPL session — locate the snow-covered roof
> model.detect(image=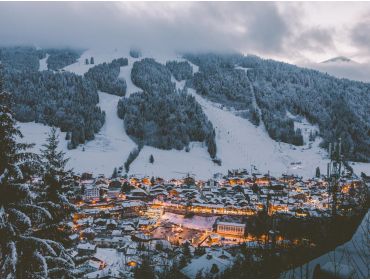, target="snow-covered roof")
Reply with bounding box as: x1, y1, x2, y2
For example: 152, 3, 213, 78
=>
217, 221, 245, 227
181, 249, 233, 278
77, 243, 96, 251
122, 200, 146, 208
